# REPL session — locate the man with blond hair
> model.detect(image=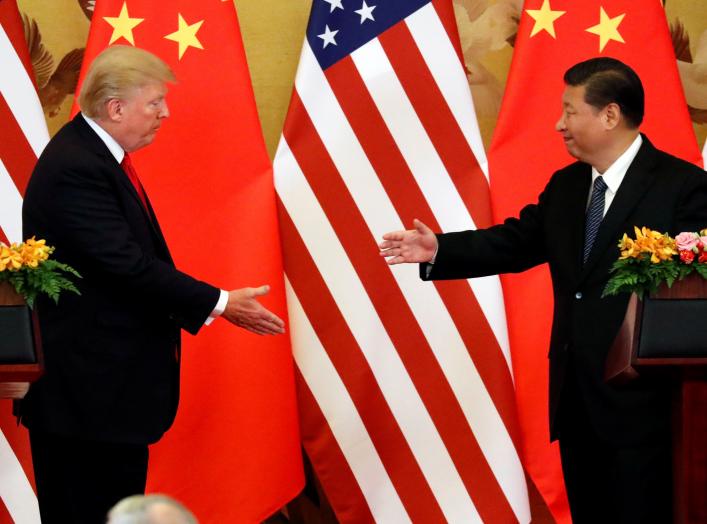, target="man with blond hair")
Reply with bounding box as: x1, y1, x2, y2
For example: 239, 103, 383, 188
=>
21, 45, 285, 523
